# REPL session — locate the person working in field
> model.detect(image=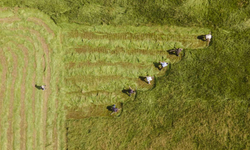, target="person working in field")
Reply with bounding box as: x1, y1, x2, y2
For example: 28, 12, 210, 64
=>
159, 61, 169, 70
205, 32, 212, 46
146, 76, 153, 84
41, 85, 46, 90
168, 48, 183, 56
111, 104, 121, 115
128, 86, 136, 96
